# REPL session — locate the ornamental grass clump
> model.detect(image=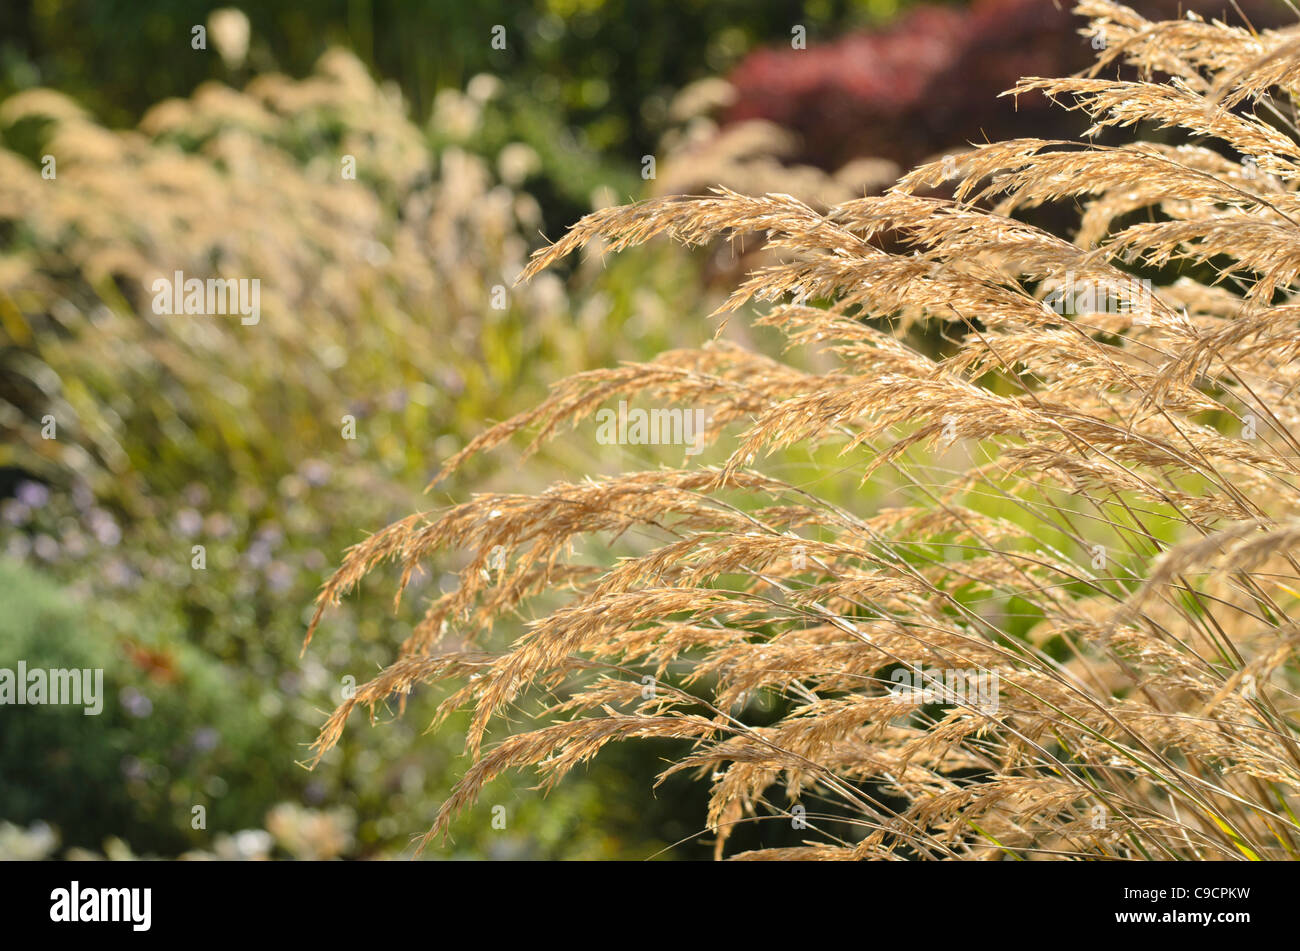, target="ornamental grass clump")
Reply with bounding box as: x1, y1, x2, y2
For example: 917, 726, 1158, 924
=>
308, 1, 1300, 859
